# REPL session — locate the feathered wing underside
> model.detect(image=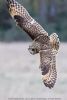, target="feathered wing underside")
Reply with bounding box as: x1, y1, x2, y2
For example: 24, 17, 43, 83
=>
7, 0, 48, 40
40, 50, 57, 88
